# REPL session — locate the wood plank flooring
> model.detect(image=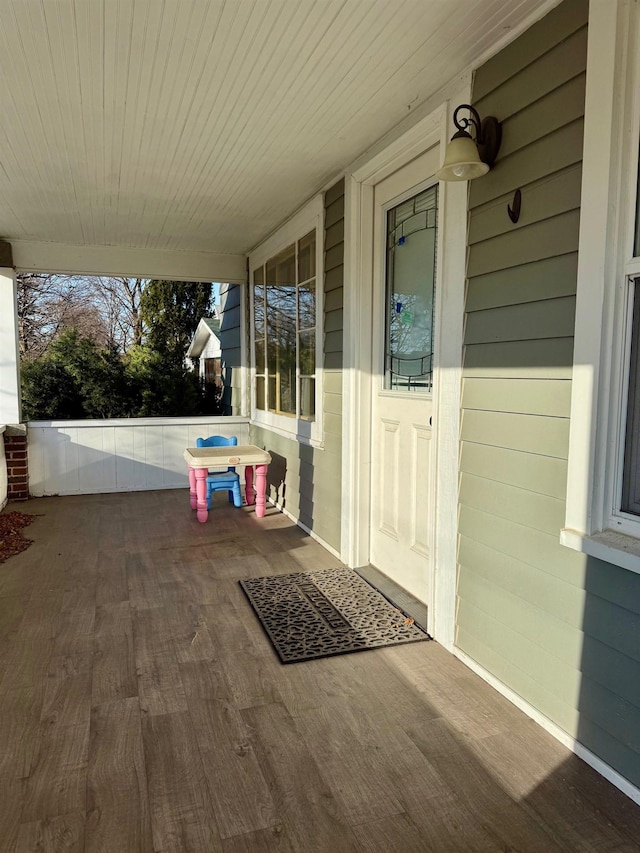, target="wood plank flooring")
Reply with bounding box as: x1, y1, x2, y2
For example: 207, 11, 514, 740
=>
1, 489, 640, 852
